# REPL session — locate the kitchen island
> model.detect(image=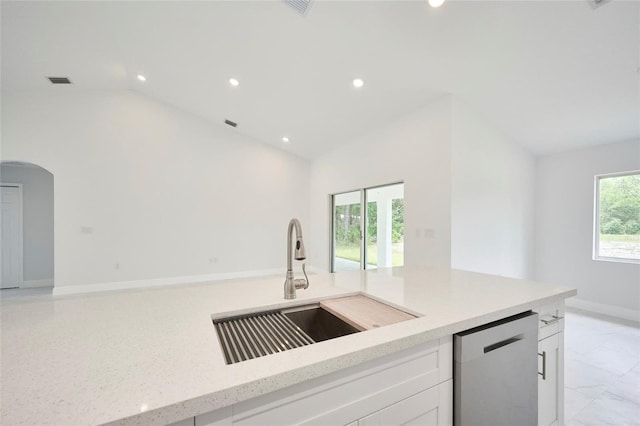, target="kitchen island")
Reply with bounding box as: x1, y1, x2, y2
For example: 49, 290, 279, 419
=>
0, 267, 576, 425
